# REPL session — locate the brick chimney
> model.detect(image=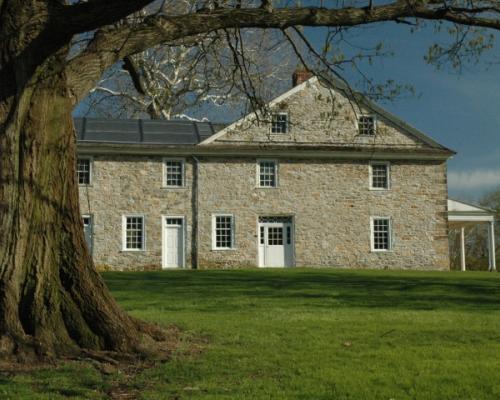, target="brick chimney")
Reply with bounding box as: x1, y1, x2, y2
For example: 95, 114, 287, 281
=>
292, 68, 313, 87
